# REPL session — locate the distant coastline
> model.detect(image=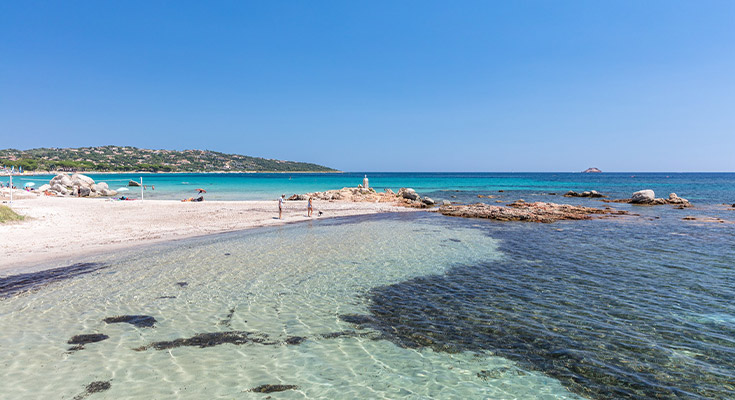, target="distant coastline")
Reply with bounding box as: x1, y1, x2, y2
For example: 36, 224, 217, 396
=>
10, 170, 344, 175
